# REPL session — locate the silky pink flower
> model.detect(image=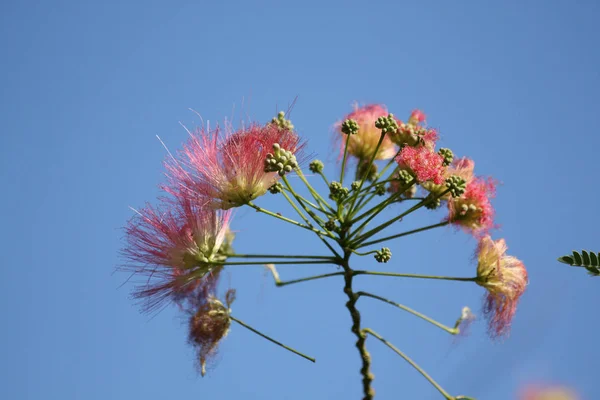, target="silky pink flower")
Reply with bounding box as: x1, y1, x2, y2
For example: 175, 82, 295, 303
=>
389, 109, 438, 149
408, 109, 426, 125
422, 157, 476, 198
395, 146, 445, 184
335, 104, 397, 161
446, 157, 475, 184
448, 177, 496, 236
519, 385, 579, 400
476, 236, 528, 337
121, 196, 232, 312
166, 123, 304, 210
